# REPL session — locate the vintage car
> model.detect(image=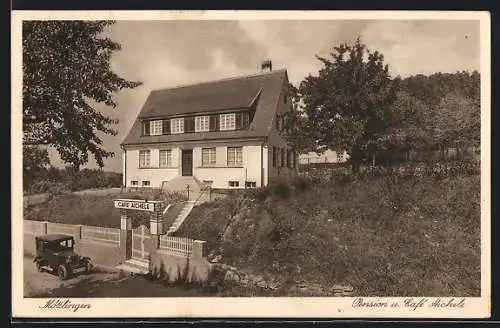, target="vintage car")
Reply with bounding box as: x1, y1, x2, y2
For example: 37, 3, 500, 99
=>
34, 234, 93, 280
